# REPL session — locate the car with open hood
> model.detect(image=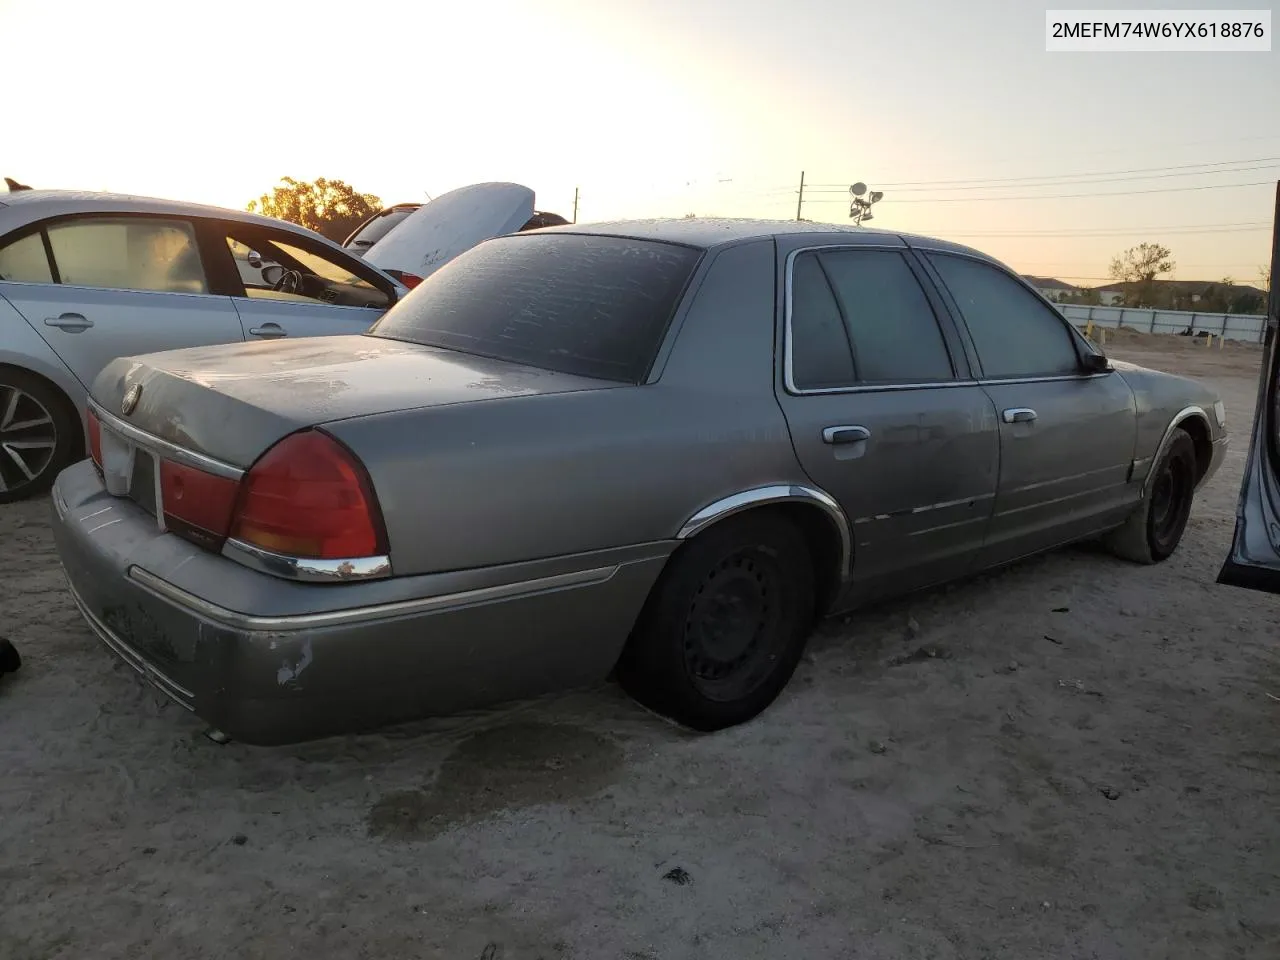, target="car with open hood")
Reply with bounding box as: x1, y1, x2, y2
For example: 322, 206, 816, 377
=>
51, 218, 1228, 745
341, 182, 569, 286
